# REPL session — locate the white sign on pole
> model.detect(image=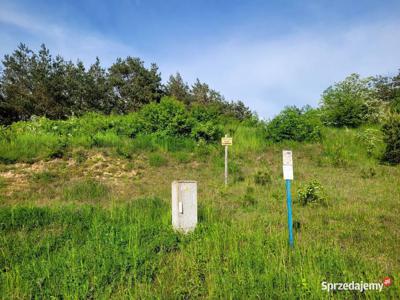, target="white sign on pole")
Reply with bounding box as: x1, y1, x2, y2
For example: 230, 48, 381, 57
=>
282, 150, 293, 180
